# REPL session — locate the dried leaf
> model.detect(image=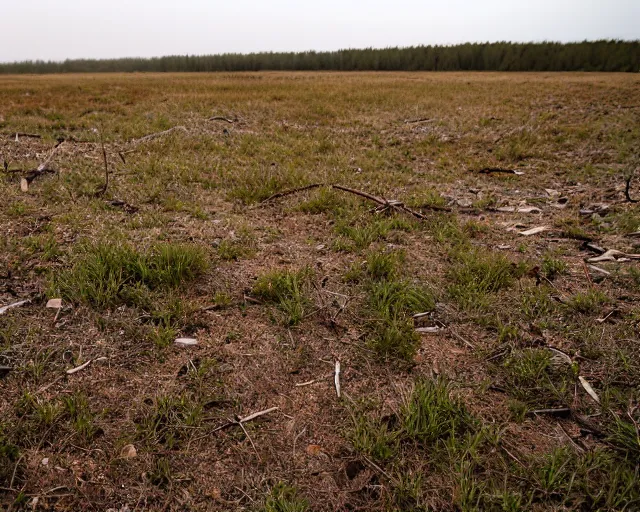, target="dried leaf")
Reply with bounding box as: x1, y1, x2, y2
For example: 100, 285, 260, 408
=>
578, 376, 600, 404
587, 249, 640, 263
46, 298, 62, 309
306, 444, 323, 456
